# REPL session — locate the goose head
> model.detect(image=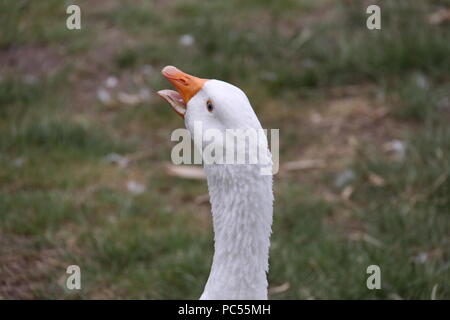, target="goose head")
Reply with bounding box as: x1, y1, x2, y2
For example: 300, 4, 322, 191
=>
158, 66, 264, 152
